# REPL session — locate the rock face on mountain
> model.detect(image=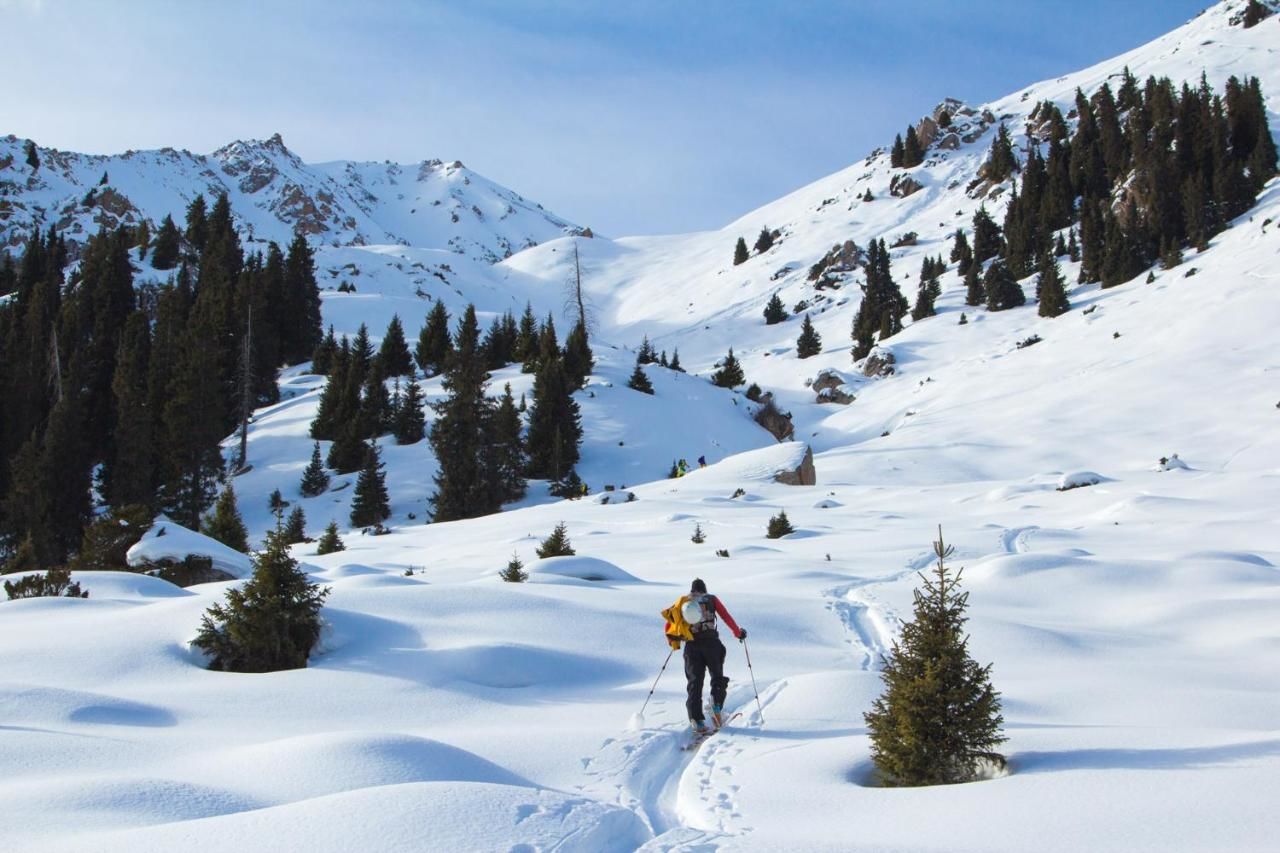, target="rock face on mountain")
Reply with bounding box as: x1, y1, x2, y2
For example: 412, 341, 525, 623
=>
0, 133, 577, 263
